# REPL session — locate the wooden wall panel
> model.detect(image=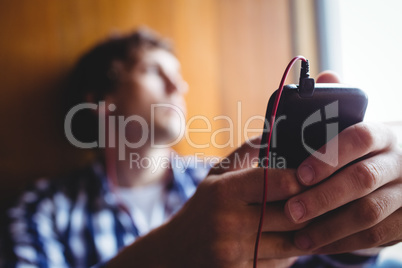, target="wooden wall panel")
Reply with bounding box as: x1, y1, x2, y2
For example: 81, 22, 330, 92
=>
218, 0, 293, 151
170, 0, 223, 157
290, 0, 319, 77
0, 0, 292, 207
